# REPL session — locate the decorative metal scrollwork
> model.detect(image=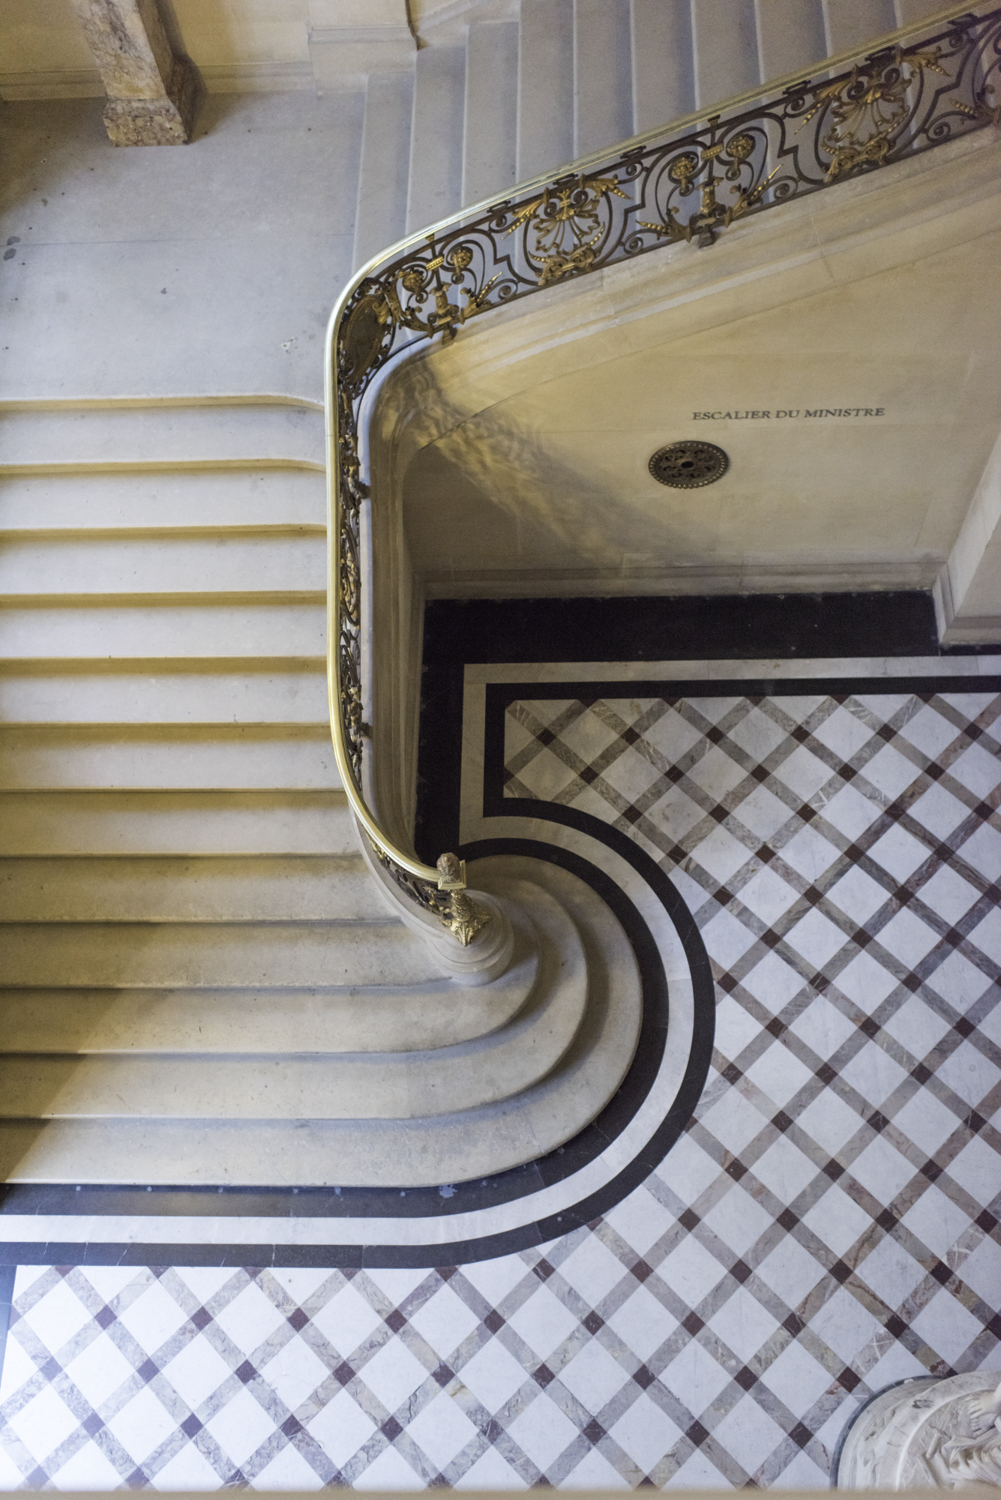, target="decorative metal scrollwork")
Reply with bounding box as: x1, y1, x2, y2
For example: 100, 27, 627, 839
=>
506, 174, 630, 287
328, 4, 1001, 940
798, 44, 952, 180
